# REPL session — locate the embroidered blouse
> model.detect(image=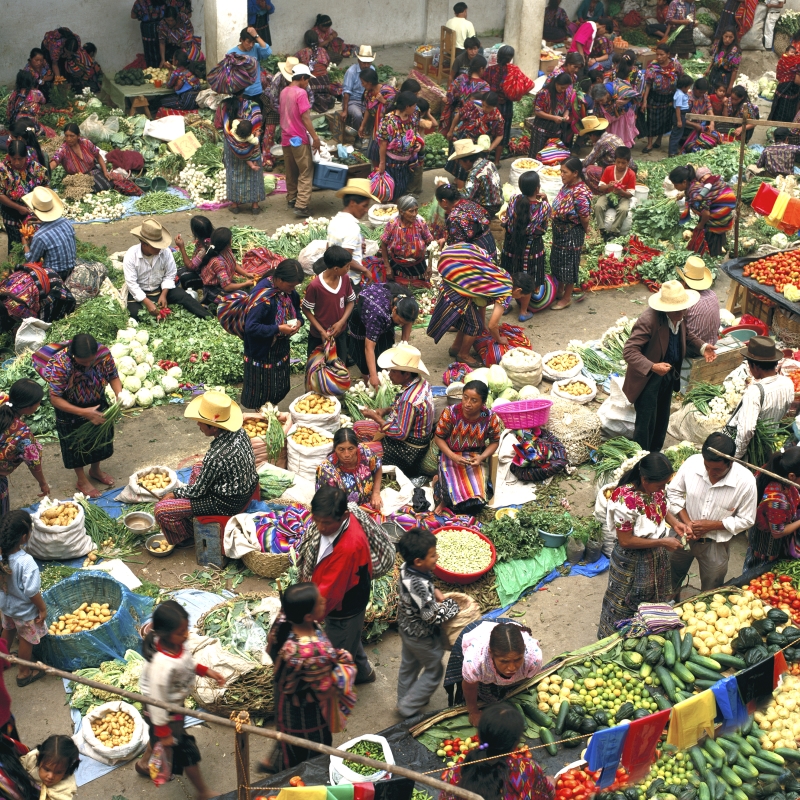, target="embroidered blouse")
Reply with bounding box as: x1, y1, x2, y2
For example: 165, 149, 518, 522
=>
666, 0, 696, 23
710, 42, 742, 74
0, 416, 42, 477
349, 282, 394, 342
644, 58, 684, 94
453, 100, 505, 142
435, 404, 503, 454
442, 75, 491, 131
376, 111, 422, 158
295, 45, 330, 77
42, 28, 81, 62
167, 65, 200, 93
608, 484, 669, 539
7, 89, 46, 129
315, 444, 382, 505
200, 250, 237, 287
583, 131, 625, 167
441, 750, 555, 800
552, 182, 593, 224
534, 85, 575, 120
42, 345, 118, 407
503, 194, 552, 239
364, 84, 397, 138
460, 620, 542, 684
0, 157, 49, 205
381, 214, 433, 263
461, 157, 503, 217
446, 199, 491, 245
51, 138, 100, 175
